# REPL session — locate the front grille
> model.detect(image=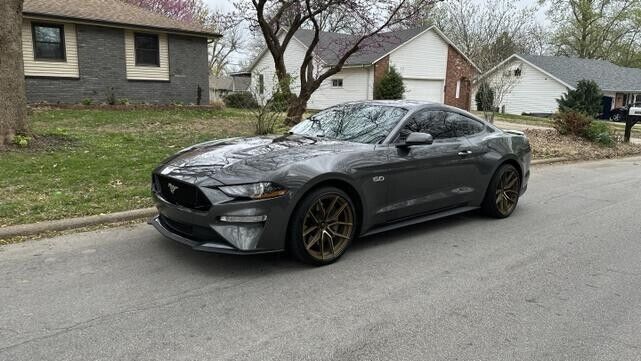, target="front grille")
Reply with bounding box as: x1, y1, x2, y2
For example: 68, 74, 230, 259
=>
154, 174, 212, 211
160, 215, 230, 245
